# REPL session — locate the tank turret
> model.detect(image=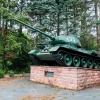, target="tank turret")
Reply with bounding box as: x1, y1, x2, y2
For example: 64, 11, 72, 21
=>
13, 19, 100, 69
